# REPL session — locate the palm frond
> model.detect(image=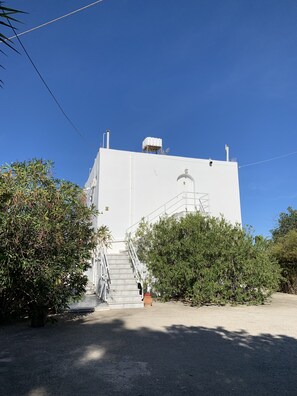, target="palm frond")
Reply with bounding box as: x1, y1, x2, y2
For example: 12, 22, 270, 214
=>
0, 2, 24, 85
